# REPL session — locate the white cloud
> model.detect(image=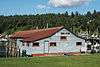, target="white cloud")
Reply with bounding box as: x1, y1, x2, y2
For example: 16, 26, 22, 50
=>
37, 4, 46, 9
49, 0, 92, 7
